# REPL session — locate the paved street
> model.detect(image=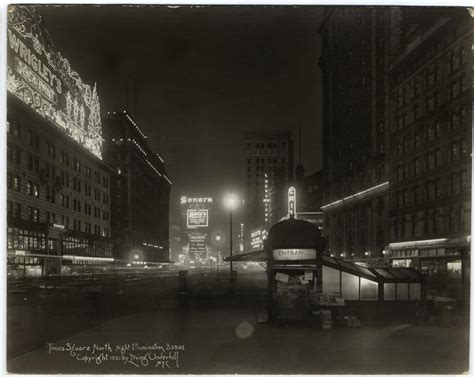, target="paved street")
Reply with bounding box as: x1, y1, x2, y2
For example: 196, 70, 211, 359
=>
7, 268, 469, 374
